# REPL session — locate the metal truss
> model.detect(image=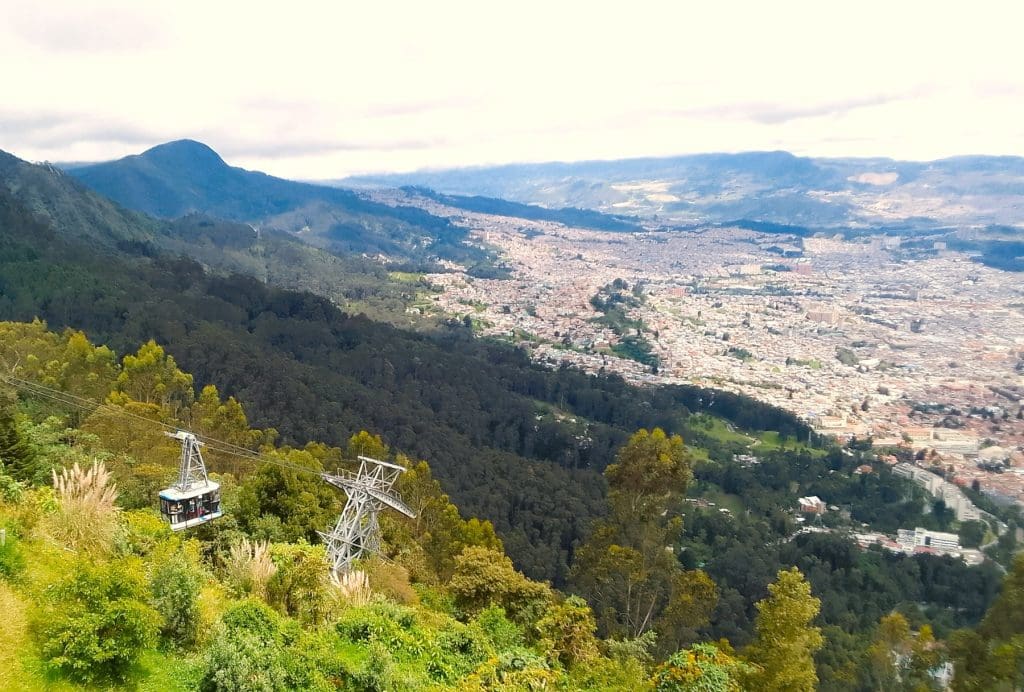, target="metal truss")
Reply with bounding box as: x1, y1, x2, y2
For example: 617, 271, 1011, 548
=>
319, 455, 416, 576
166, 430, 211, 491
